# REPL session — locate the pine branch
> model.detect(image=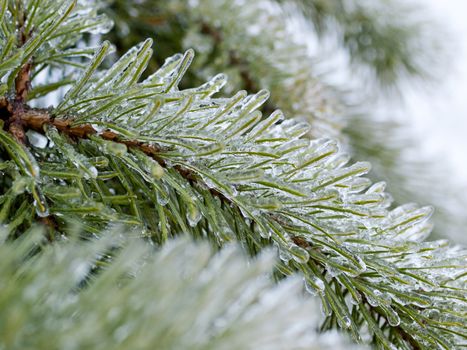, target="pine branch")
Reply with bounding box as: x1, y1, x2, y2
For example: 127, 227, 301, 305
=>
8, 4, 32, 144
1, 99, 232, 206
0, 2, 466, 349
106, 0, 343, 139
